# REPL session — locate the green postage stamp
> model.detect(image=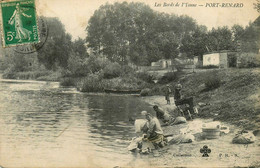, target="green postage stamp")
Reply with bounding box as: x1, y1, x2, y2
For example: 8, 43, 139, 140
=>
0, 0, 39, 47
